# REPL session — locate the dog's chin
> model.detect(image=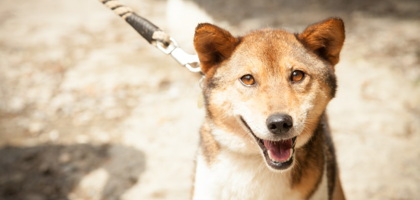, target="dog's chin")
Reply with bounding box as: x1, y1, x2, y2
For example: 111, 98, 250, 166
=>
240, 117, 297, 171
